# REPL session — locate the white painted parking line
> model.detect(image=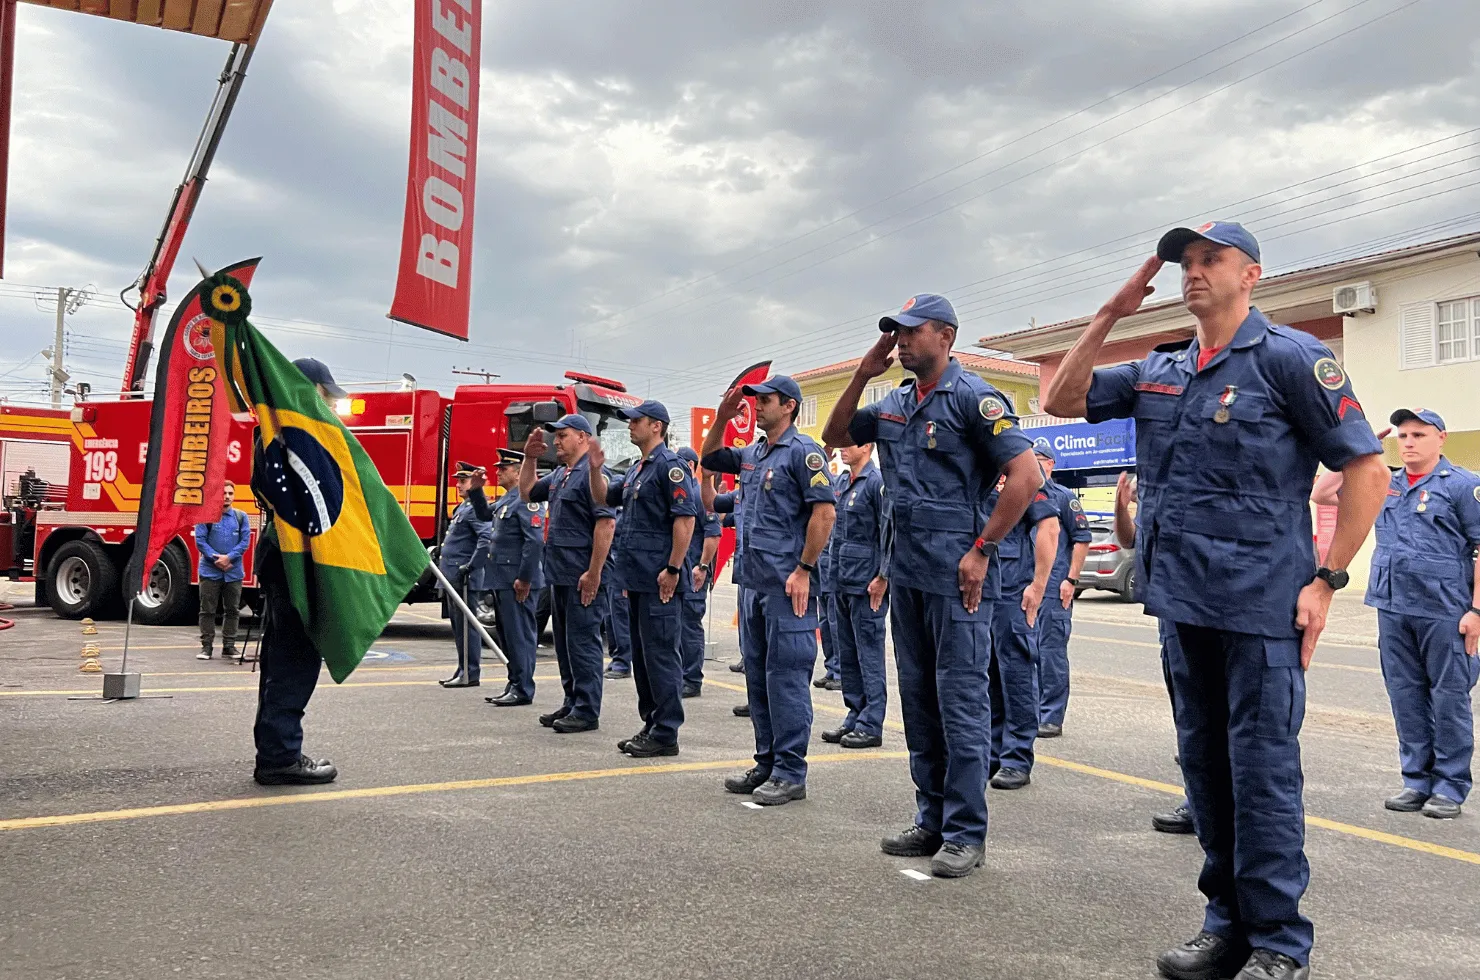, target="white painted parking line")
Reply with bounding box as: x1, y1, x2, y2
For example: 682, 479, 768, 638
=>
740, 801, 764, 809
899, 869, 931, 882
